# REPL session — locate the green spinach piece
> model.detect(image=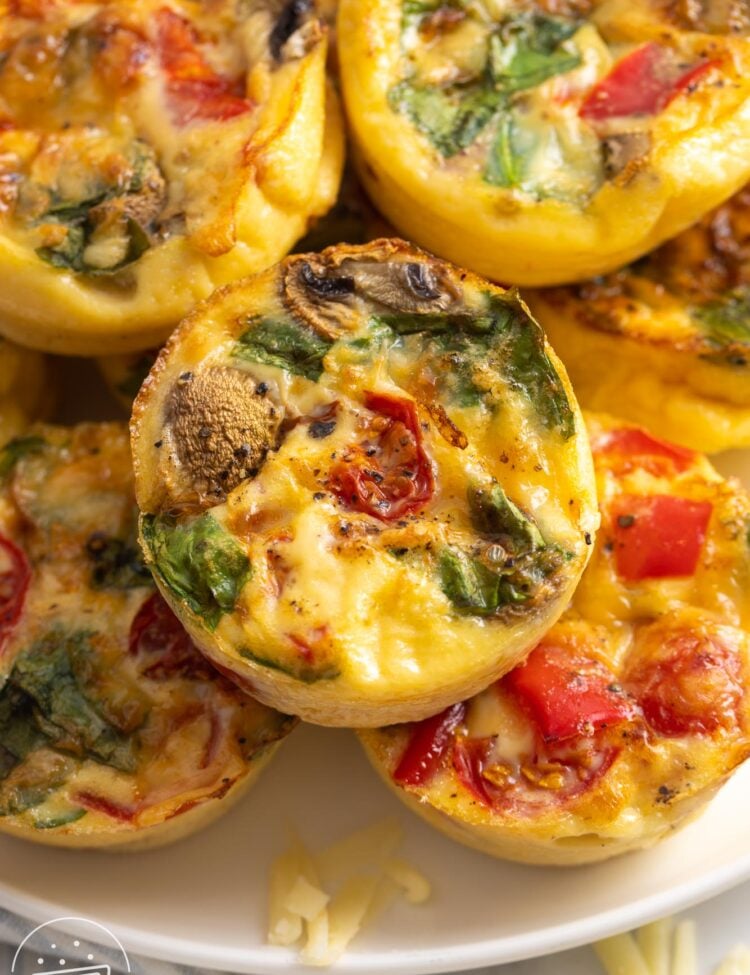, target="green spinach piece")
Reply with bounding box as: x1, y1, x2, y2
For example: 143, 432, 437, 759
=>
0, 435, 46, 478
85, 532, 152, 591
11, 632, 137, 773
239, 646, 340, 684
692, 288, 750, 351
0, 684, 47, 779
38, 217, 149, 275
374, 310, 493, 335
388, 81, 503, 158
234, 317, 334, 381
485, 113, 526, 187
142, 513, 251, 631
488, 14, 581, 95
468, 484, 544, 551
33, 806, 87, 829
